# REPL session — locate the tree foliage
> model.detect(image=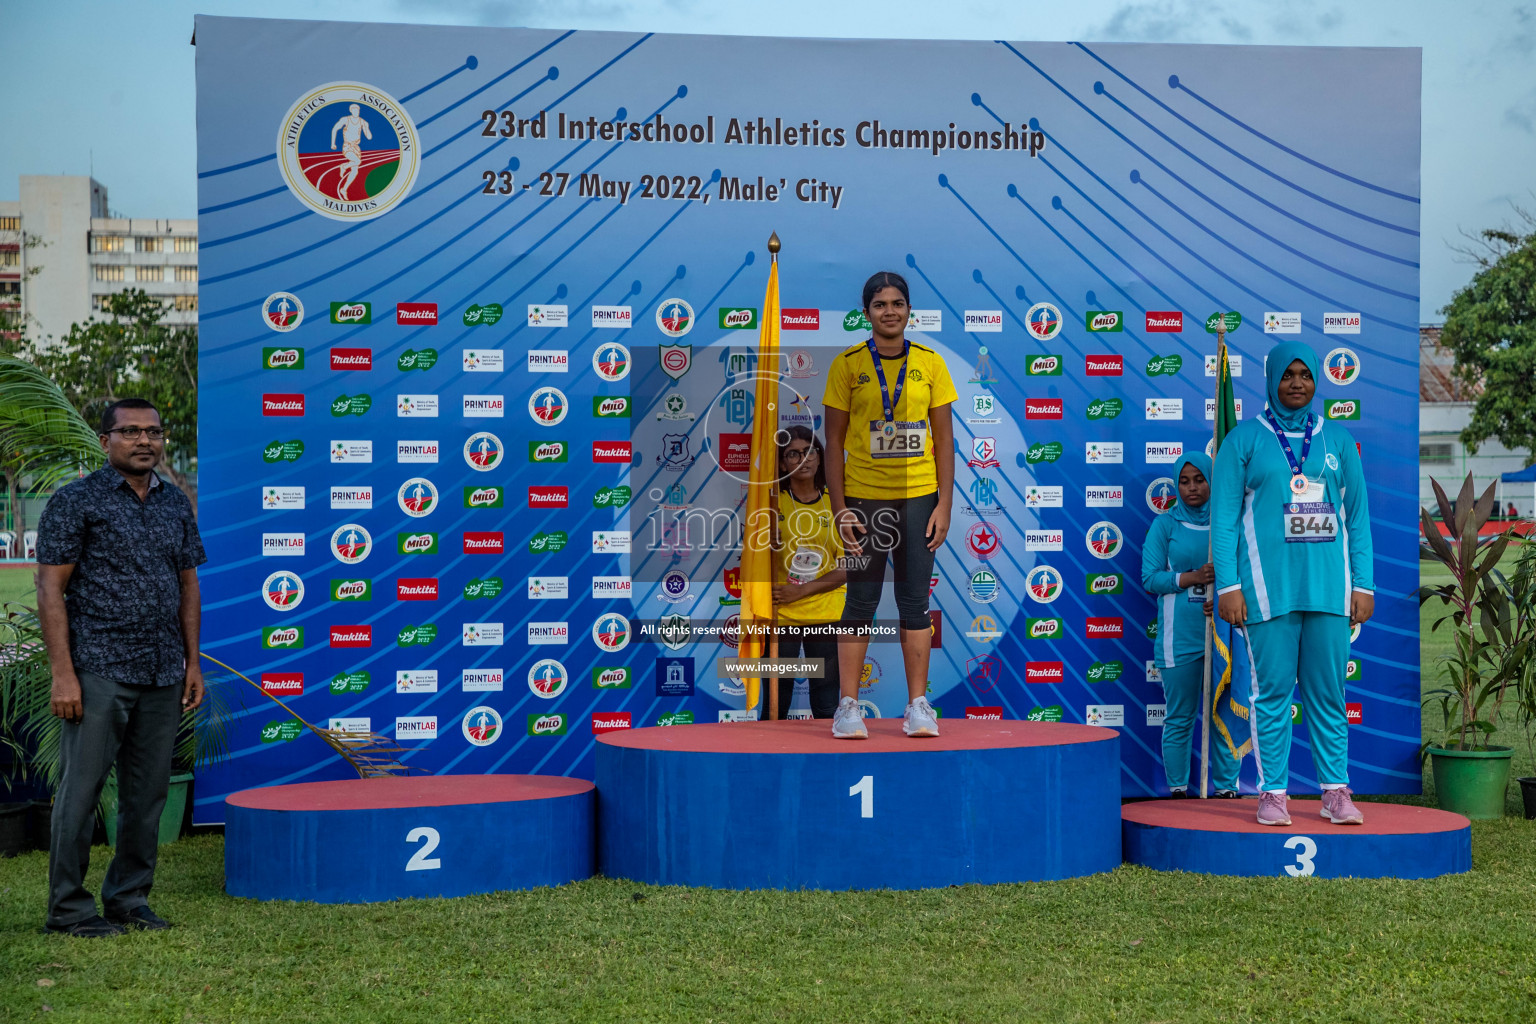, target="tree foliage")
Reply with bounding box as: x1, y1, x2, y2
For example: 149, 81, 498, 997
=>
1440, 209, 1536, 465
